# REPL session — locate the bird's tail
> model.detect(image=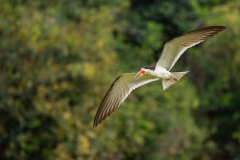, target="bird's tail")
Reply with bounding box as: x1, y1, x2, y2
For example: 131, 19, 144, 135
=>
162, 71, 189, 90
